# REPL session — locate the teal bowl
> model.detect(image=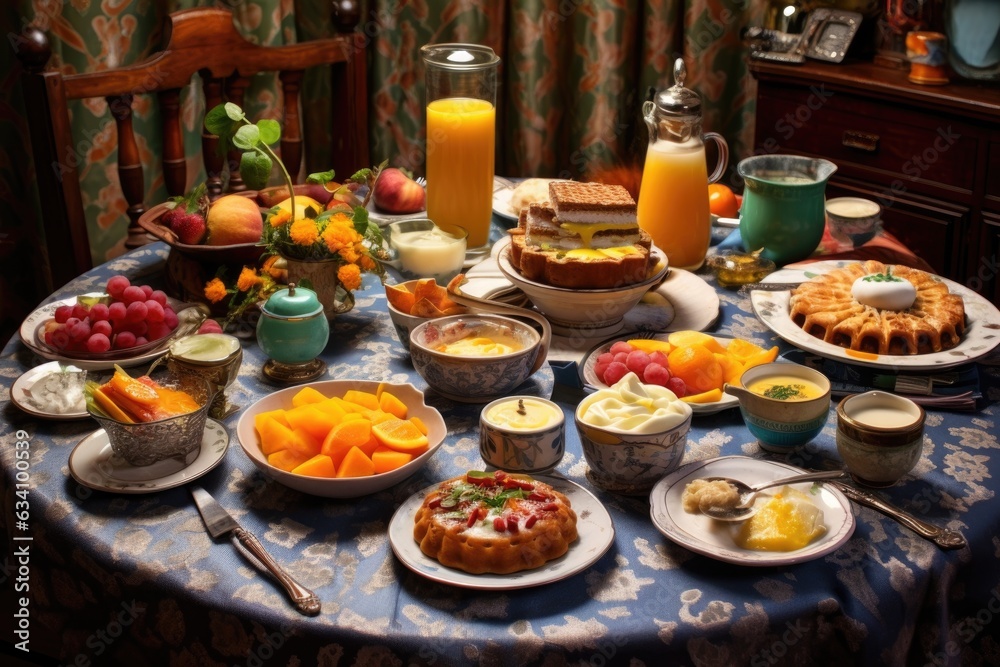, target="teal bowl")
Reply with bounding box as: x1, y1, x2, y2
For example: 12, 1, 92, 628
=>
724, 362, 832, 453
